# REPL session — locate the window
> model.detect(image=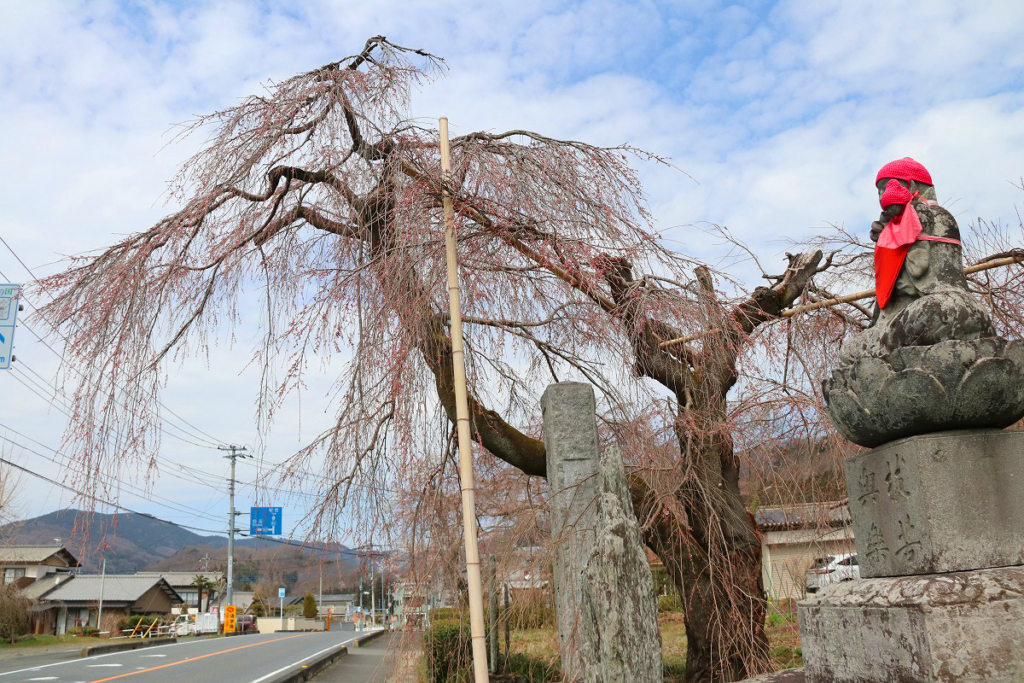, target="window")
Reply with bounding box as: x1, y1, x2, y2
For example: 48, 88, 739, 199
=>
3, 567, 25, 584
